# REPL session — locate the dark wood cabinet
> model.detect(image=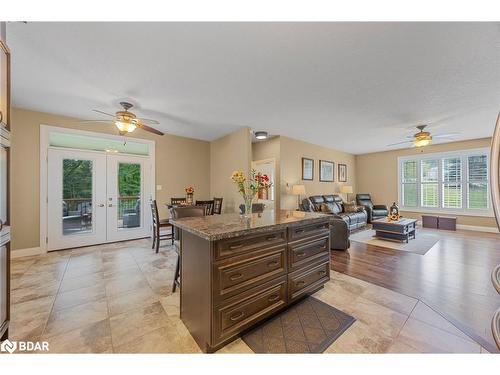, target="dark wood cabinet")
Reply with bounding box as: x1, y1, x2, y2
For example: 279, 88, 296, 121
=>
0, 22, 11, 343
180, 218, 331, 352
